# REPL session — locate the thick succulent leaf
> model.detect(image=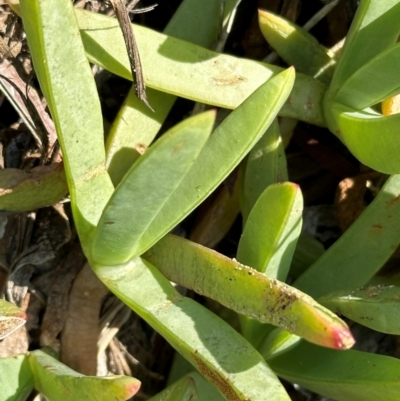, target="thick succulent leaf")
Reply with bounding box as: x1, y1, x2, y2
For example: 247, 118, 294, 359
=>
131, 69, 294, 252
0, 354, 33, 401
258, 10, 334, 84
268, 340, 400, 401
294, 175, 400, 298
332, 102, 400, 173
94, 68, 294, 265
93, 257, 291, 401
145, 235, 354, 349
148, 375, 198, 401
241, 118, 288, 222
30, 349, 140, 401
75, 9, 326, 126
0, 164, 67, 212
335, 42, 400, 109
92, 111, 214, 265
238, 182, 302, 281
329, 0, 400, 96
237, 183, 302, 346
0, 299, 27, 340
19, 0, 114, 251
106, 0, 232, 185
319, 285, 400, 334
